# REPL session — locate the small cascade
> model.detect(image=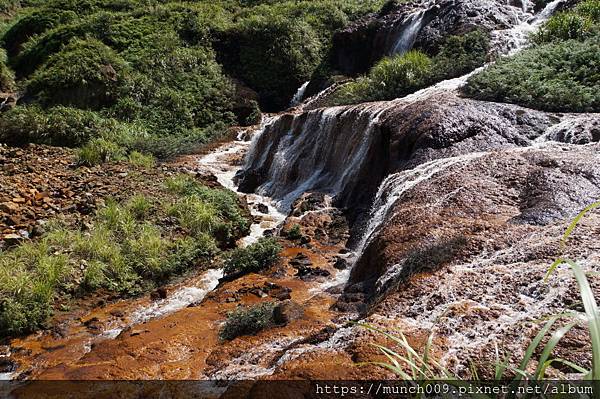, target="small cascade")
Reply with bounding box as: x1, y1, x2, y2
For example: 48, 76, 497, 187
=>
239, 102, 396, 210
389, 8, 428, 56
289, 81, 310, 108
353, 152, 486, 260
490, 0, 566, 55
